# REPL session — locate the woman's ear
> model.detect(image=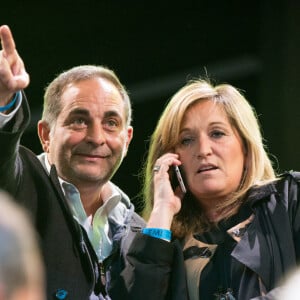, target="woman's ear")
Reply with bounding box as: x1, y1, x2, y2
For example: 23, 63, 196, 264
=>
37, 121, 51, 153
